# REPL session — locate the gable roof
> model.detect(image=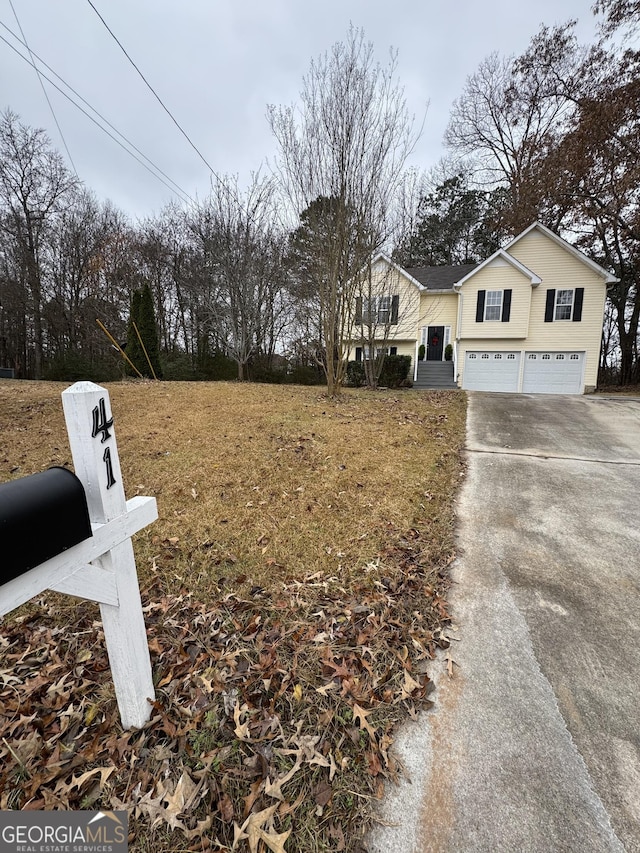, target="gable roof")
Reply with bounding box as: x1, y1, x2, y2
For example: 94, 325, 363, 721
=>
506, 222, 619, 283
375, 222, 618, 296
453, 248, 542, 289
370, 252, 430, 291
406, 263, 477, 291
